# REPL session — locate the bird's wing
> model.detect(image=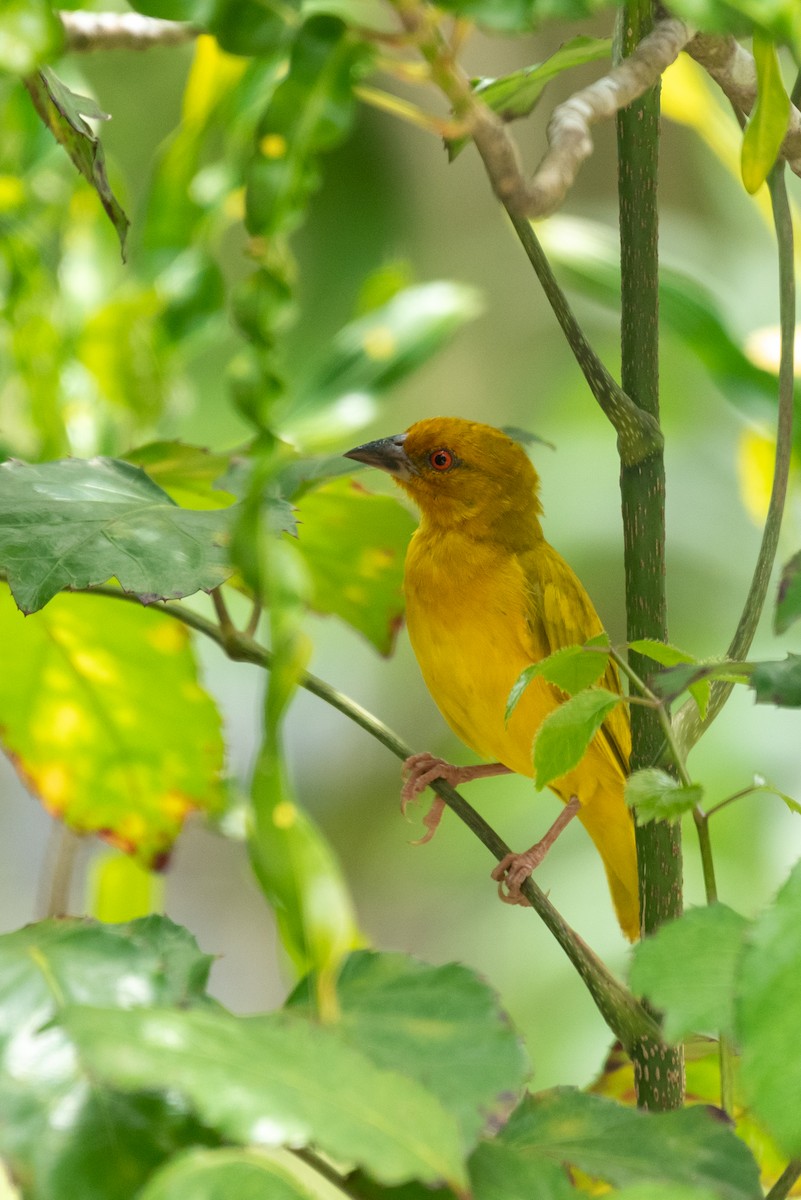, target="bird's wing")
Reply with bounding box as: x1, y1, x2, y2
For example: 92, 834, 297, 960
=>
518, 542, 631, 772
